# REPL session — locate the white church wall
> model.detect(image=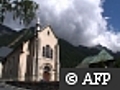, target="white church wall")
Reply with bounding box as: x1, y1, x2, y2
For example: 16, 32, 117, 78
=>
0, 62, 3, 78
36, 26, 59, 81
18, 41, 29, 81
